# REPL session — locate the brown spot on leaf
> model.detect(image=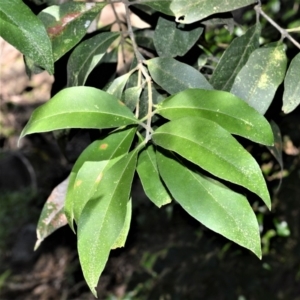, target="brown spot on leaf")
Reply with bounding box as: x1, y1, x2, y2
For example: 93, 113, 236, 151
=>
100, 143, 108, 150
